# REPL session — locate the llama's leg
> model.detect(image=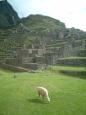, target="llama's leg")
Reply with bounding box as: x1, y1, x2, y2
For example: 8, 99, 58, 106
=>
38, 92, 41, 97
42, 95, 45, 101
